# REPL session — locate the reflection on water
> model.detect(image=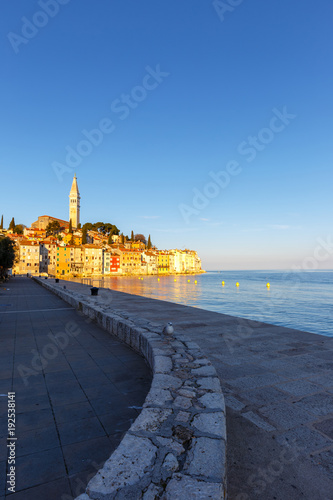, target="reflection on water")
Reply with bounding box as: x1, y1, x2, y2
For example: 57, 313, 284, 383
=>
103, 275, 202, 306
73, 271, 332, 337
